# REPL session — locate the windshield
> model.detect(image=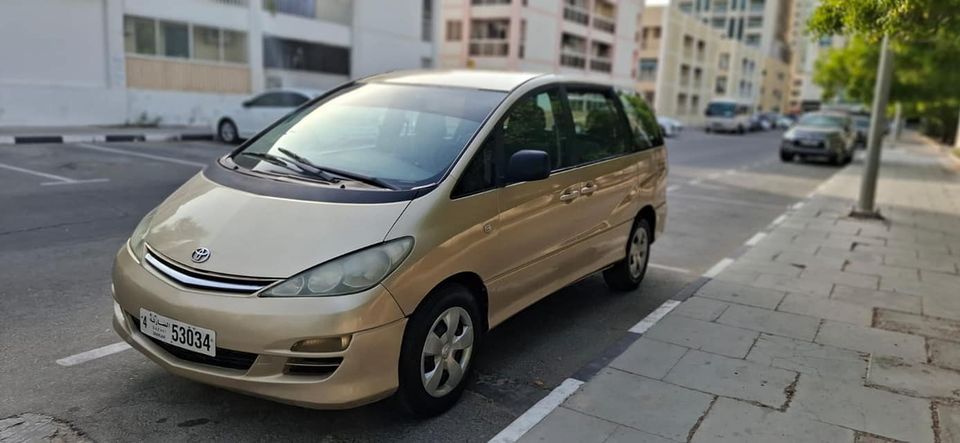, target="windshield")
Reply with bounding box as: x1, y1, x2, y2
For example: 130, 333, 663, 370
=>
705, 102, 736, 117
853, 117, 870, 128
233, 83, 505, 189
798, 114, 847, 128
